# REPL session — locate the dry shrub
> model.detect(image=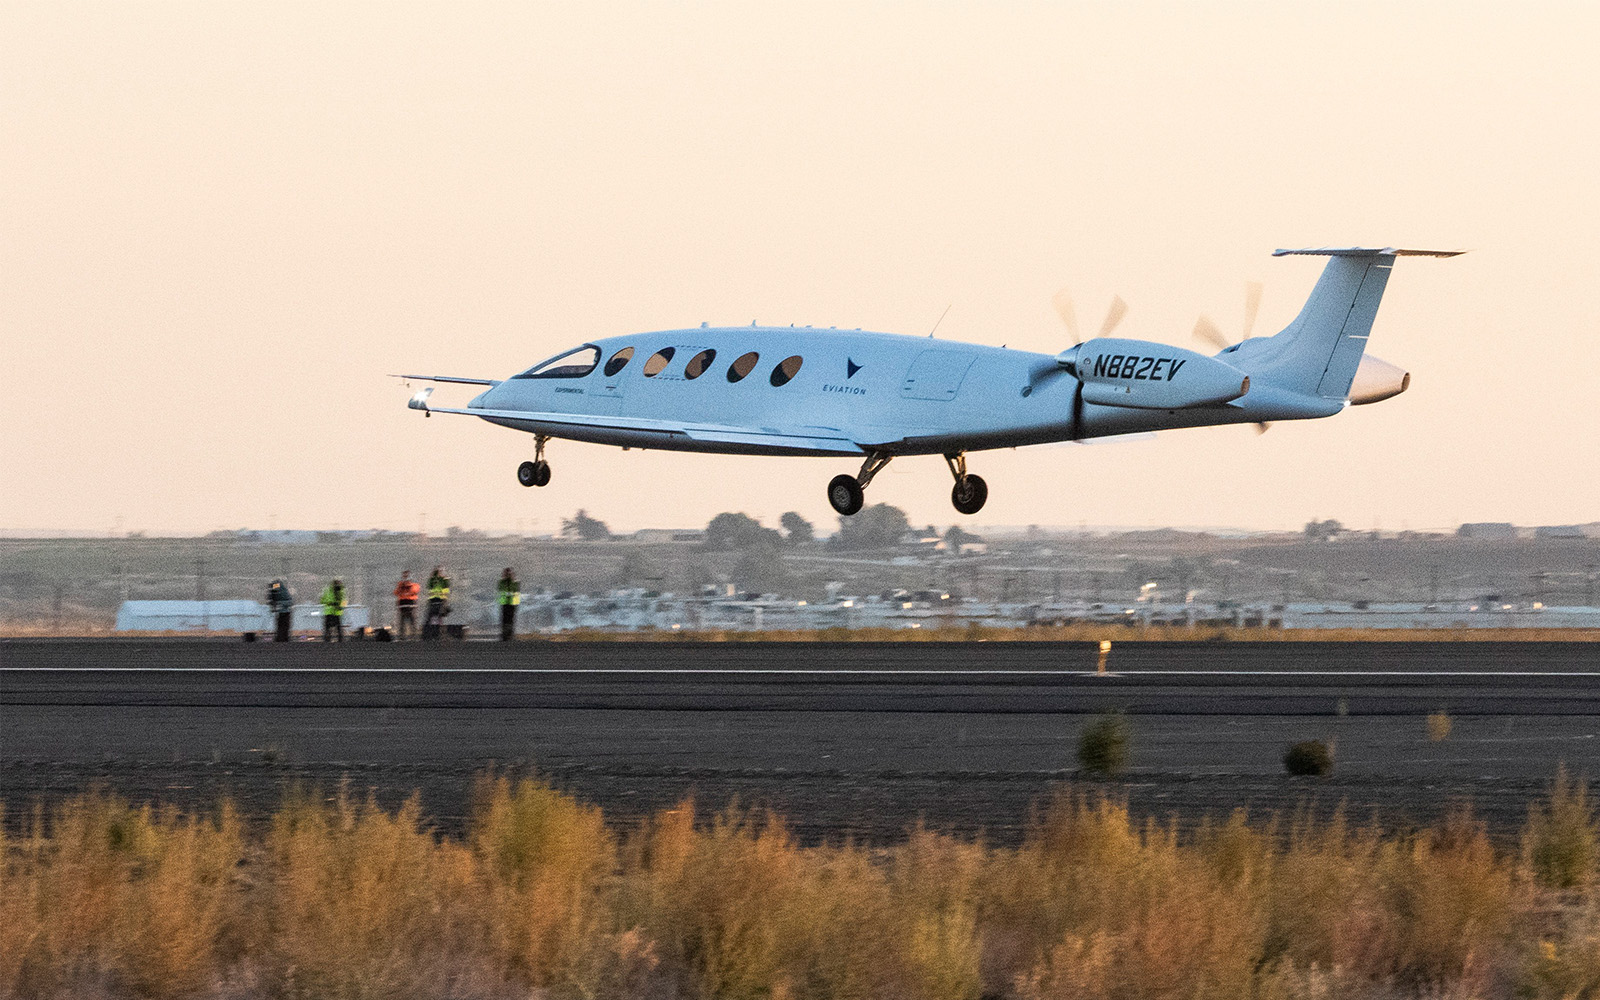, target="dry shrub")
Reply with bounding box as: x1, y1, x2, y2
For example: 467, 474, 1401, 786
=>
0, 792, 242, 999
1000, 792, 1265, 1000
1076, 713, 1131, 777
0, 772, 1576, 1000
1382, 809, 1512, 987
1523, 764, 1598, 889
264, 783, 496, 999
1284, 740, 1335, 776
1523, 902, 1600, 999
892, 827, 987, 1000
627, 802, 858, 999
1427, 710, 1453, 742
468, 774, 618, 987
